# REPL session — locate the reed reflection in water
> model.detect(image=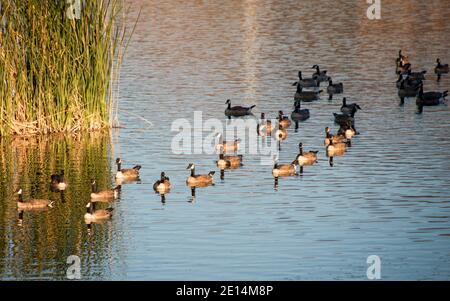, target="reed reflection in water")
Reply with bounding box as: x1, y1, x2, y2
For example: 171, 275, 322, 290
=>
0, 132, 125, 280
